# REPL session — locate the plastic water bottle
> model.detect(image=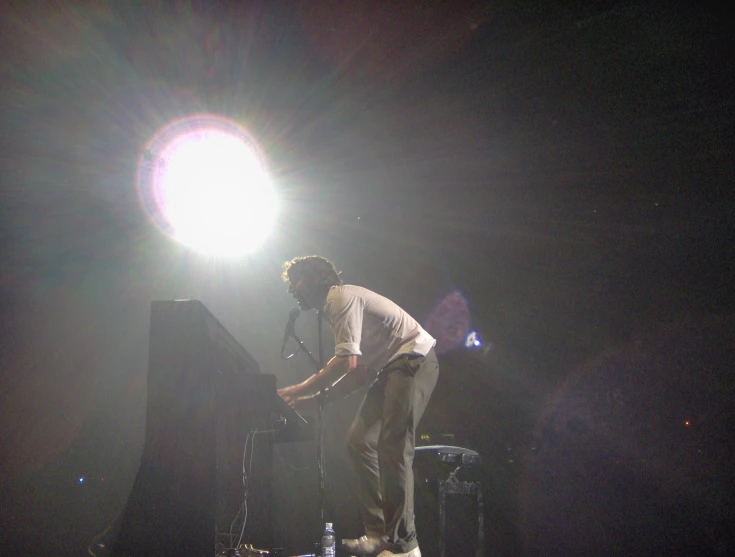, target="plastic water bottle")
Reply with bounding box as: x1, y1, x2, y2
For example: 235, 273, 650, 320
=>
321, 522, 336, 557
